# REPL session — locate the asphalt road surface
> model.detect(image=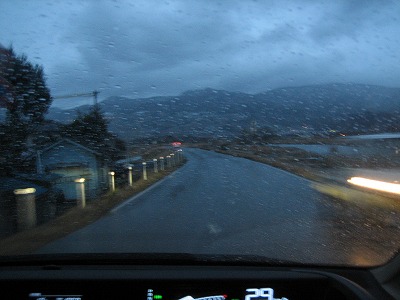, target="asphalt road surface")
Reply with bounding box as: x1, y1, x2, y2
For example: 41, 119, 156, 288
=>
38, 148, 400, 265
